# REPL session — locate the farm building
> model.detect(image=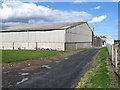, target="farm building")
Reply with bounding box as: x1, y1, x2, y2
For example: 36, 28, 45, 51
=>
93, 36, 106, 47
0, 22, 93, 51
93, 36, 114, 47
